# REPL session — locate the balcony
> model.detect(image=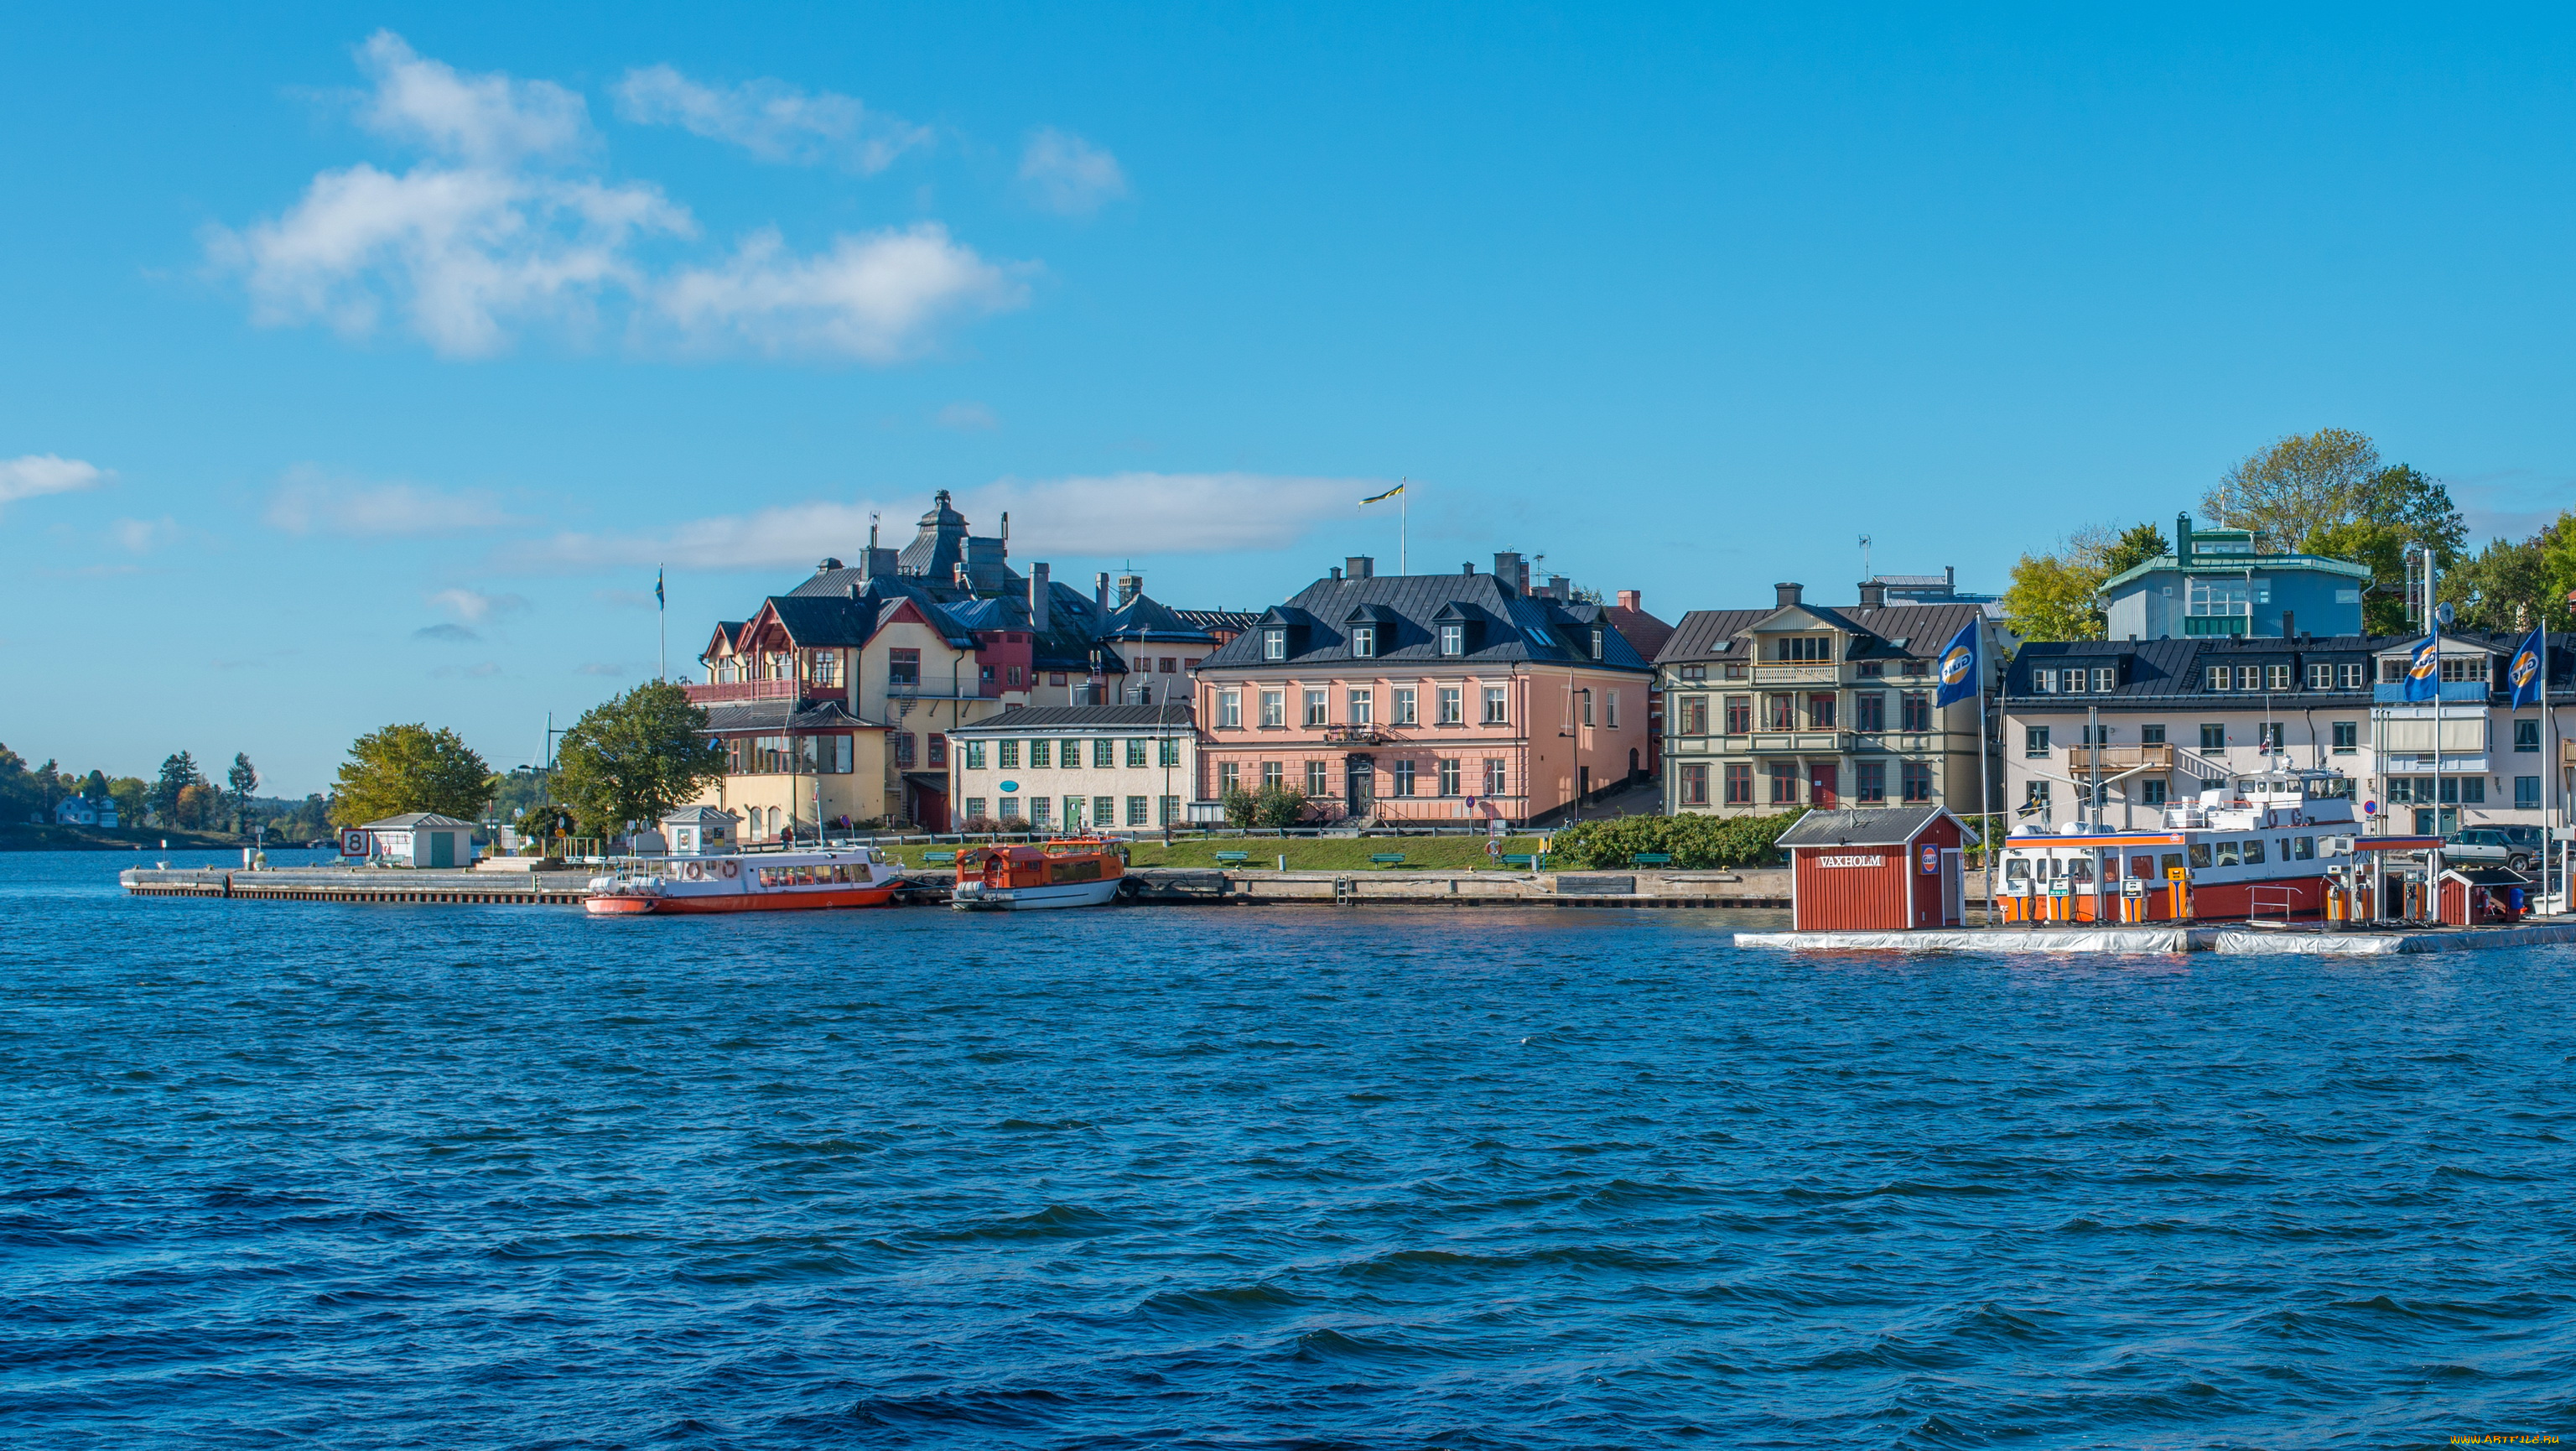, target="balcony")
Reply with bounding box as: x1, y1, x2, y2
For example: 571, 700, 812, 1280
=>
1752, 663, 1838, 684
2064, 743, 2175, 773
2371, 681, 2490, 704
683, 679, 804, 704
1324, 723, 1398, 746
1749, 731, 1852, 753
